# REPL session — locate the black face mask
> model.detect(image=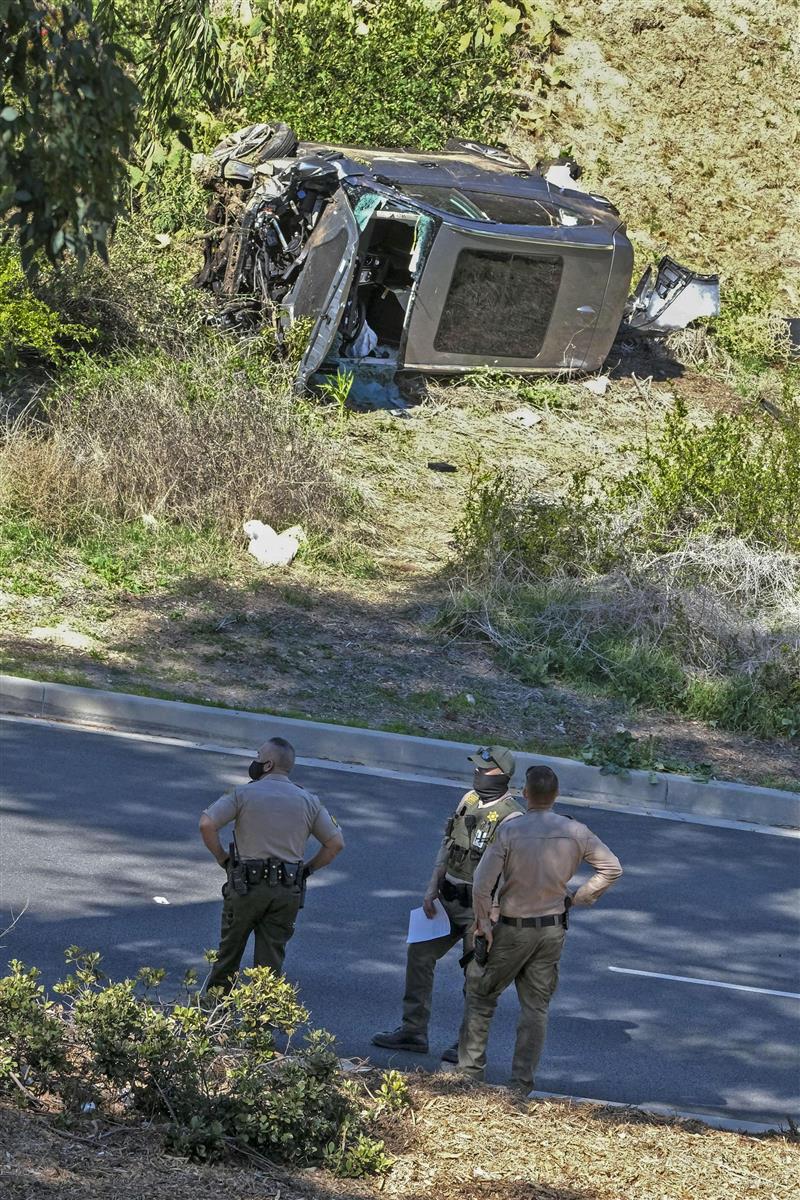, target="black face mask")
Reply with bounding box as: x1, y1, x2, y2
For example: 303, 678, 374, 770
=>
248, 760, 265, 781
473, 770, 510, 802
